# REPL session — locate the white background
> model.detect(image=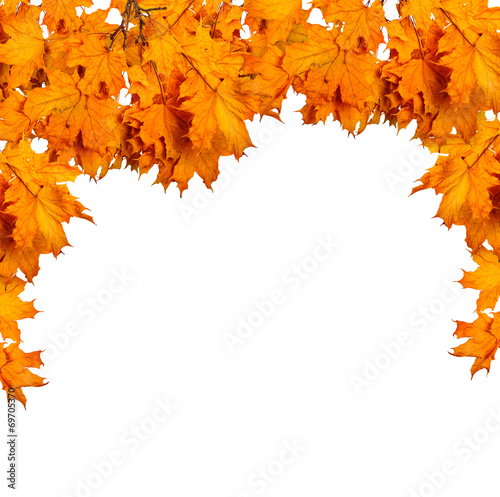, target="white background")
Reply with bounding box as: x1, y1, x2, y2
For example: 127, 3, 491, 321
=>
6, 88, 500, 497
8, 0, 500, 488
